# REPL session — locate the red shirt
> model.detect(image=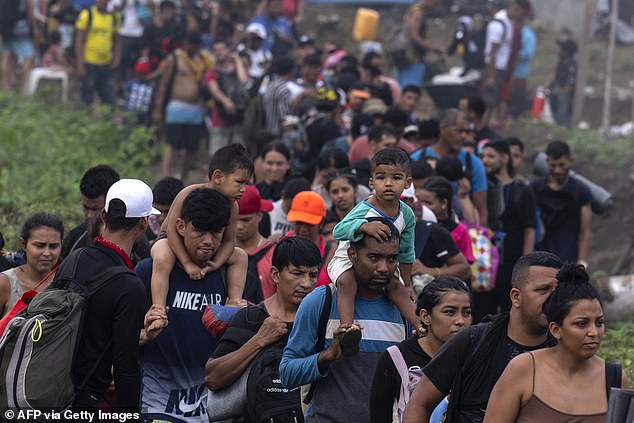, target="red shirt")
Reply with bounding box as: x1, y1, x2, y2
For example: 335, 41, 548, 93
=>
259, 231, 333, 298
